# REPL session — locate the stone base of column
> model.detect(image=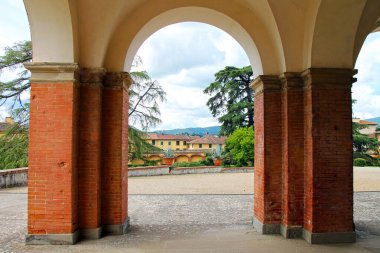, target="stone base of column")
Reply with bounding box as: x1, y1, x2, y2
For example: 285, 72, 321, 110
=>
280, 225, 303, 238
302, 229, 356, 244
103, 217, 130, 235
252, 216, 280, 234
25, 231, 79, 245
79, 227, 103, 240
